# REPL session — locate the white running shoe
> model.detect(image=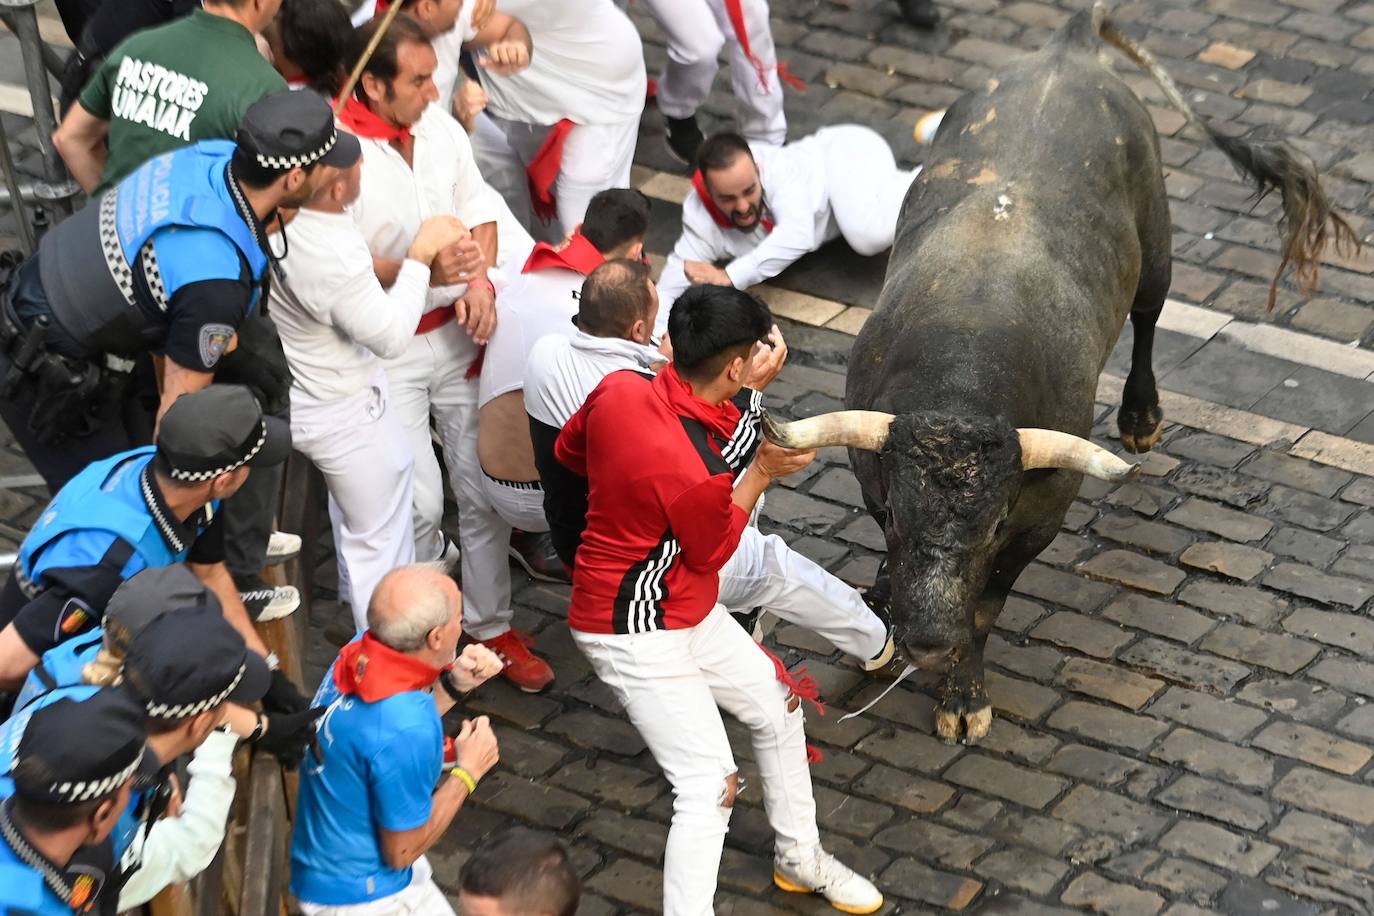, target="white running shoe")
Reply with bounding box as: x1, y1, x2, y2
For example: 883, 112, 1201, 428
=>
774, 847, 884, 914
240, 582, 301, 622
423, 537, 462, 575
265, 530, 302, 565
862, 634, 895, 672
914, 109, 945, 146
